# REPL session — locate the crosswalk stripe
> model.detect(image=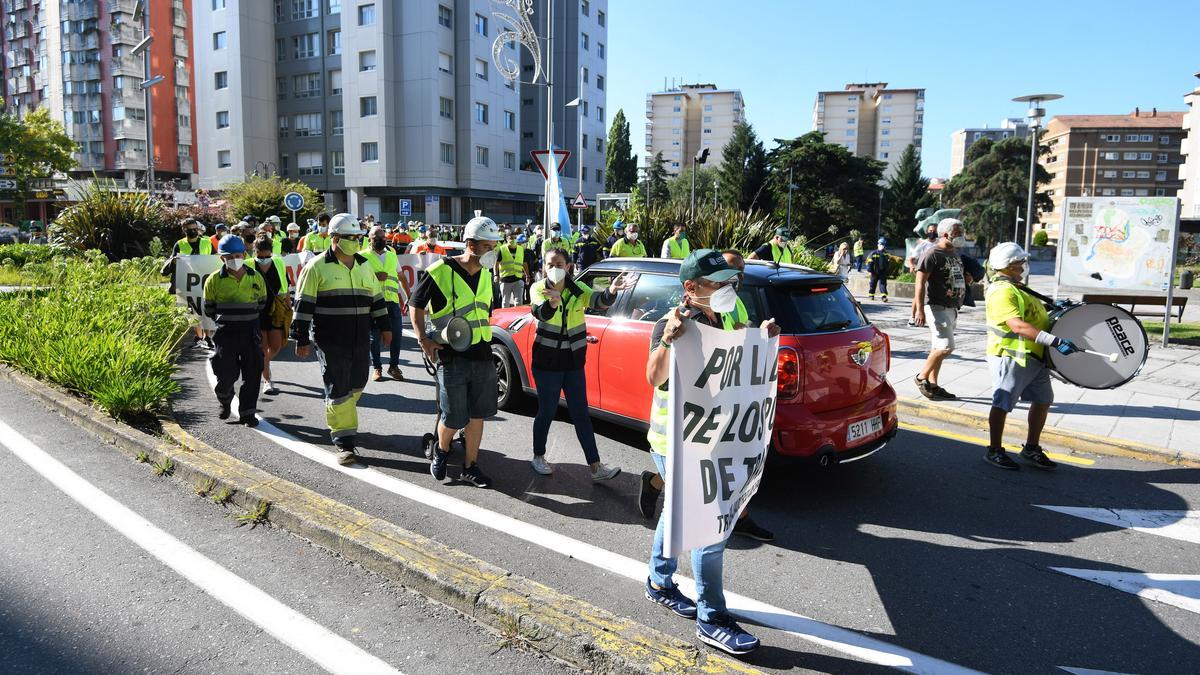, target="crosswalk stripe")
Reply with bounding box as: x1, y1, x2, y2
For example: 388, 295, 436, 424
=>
1035, 506, 1200, 545
1051, 568, 1200, 616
